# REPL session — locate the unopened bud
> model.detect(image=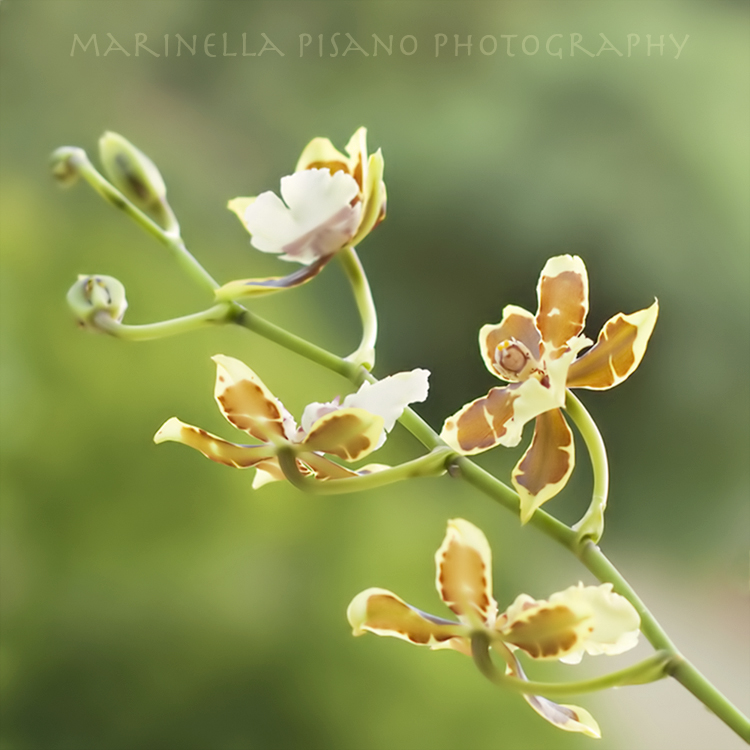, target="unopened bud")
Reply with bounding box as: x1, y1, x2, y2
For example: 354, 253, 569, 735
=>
98, 132, 176, 230
67, 274, 128, 331
50, 147, 85, 187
